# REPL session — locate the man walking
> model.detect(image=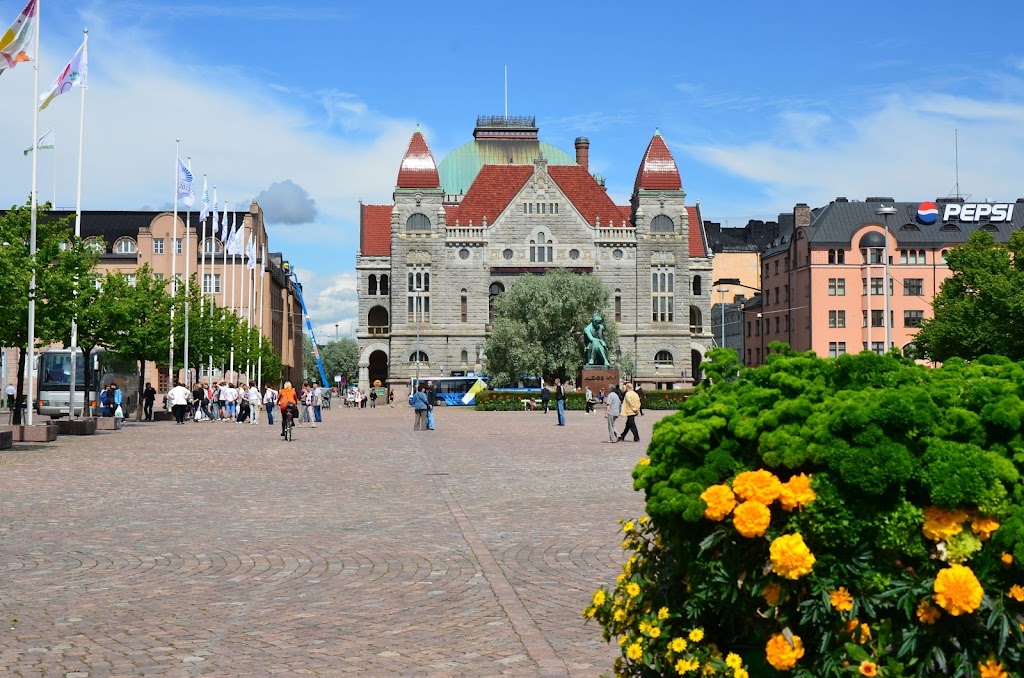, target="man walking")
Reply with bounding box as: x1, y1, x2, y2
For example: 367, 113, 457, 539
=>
248, 383, 262, 425
540, 385, 550, 414
426, 380, 437, 430
142, 382, 157, 421
617, 383, 641, 443
412, 384, 430, 430
605, 385, 622, 443
313, 383, 323, 424
554, 378, 566, 426
263, 384, 278, 426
